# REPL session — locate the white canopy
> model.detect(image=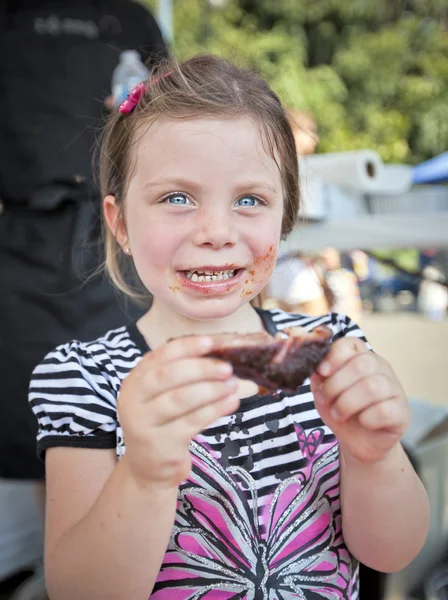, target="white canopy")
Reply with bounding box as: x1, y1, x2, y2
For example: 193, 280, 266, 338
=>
281, 213, 448, 253
286, 166, 448, 251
